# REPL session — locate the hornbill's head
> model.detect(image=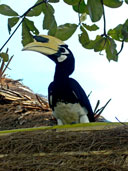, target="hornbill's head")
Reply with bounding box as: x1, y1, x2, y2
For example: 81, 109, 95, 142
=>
23, 35, 75, 76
